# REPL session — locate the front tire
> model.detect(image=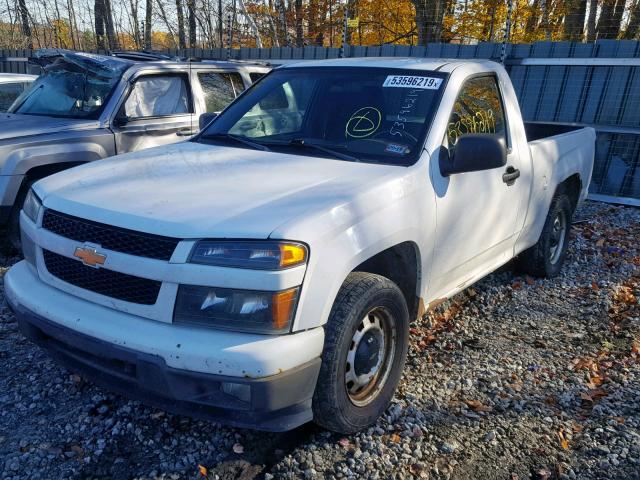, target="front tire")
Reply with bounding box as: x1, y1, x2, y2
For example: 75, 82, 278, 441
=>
518, 193, 573, 278
313, 272, 409, 434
